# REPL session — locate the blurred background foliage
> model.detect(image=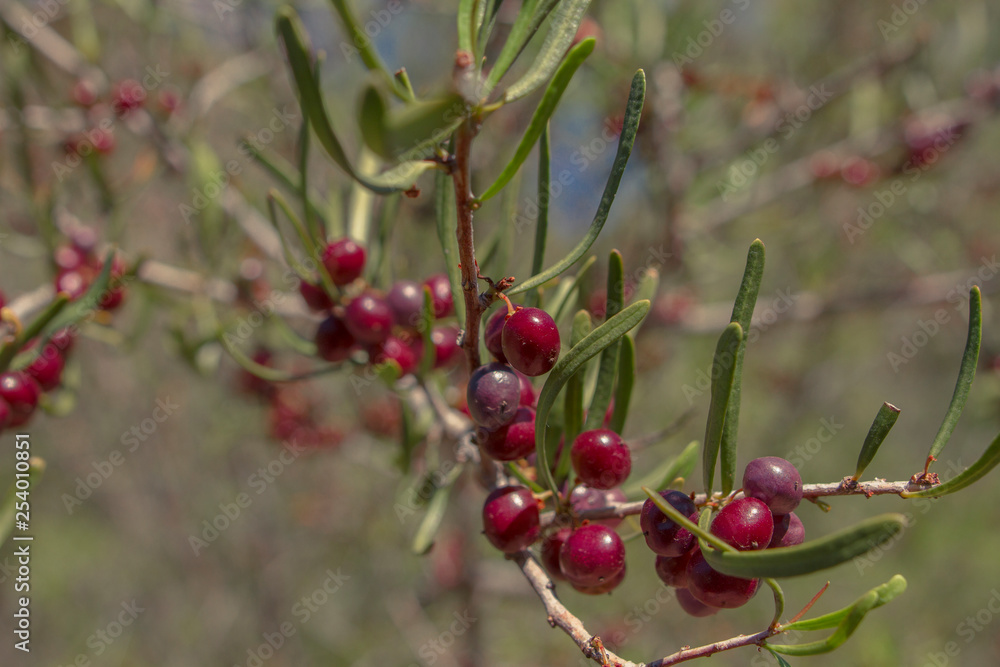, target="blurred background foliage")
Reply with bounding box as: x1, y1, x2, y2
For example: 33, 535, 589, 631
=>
1, 0, 1000, 665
